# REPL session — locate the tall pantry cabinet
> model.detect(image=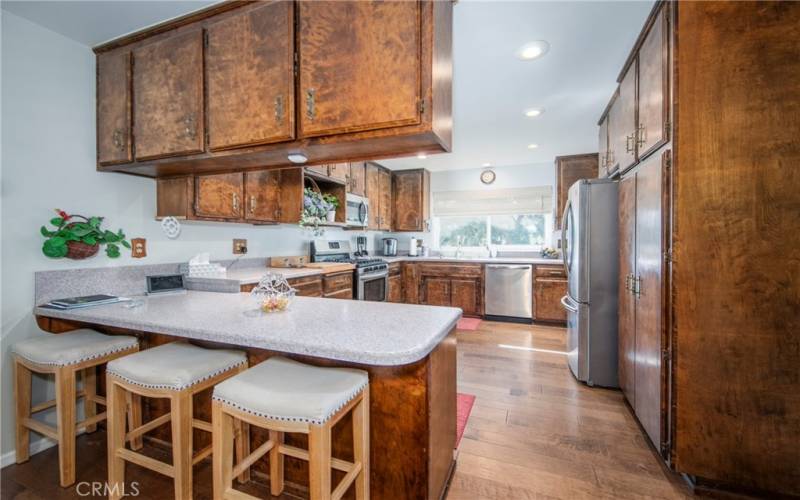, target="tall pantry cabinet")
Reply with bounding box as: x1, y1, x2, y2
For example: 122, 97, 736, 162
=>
602, 2, 800, 497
